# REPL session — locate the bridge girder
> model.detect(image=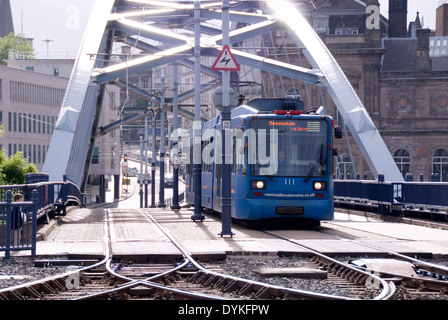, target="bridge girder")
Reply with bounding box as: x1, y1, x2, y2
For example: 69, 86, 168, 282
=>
43, 0, 403, 189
